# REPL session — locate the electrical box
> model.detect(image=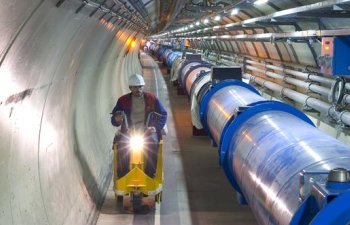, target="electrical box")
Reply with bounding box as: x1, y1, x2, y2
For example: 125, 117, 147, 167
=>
319, 36, 350, 76
211, 66, 242, 84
